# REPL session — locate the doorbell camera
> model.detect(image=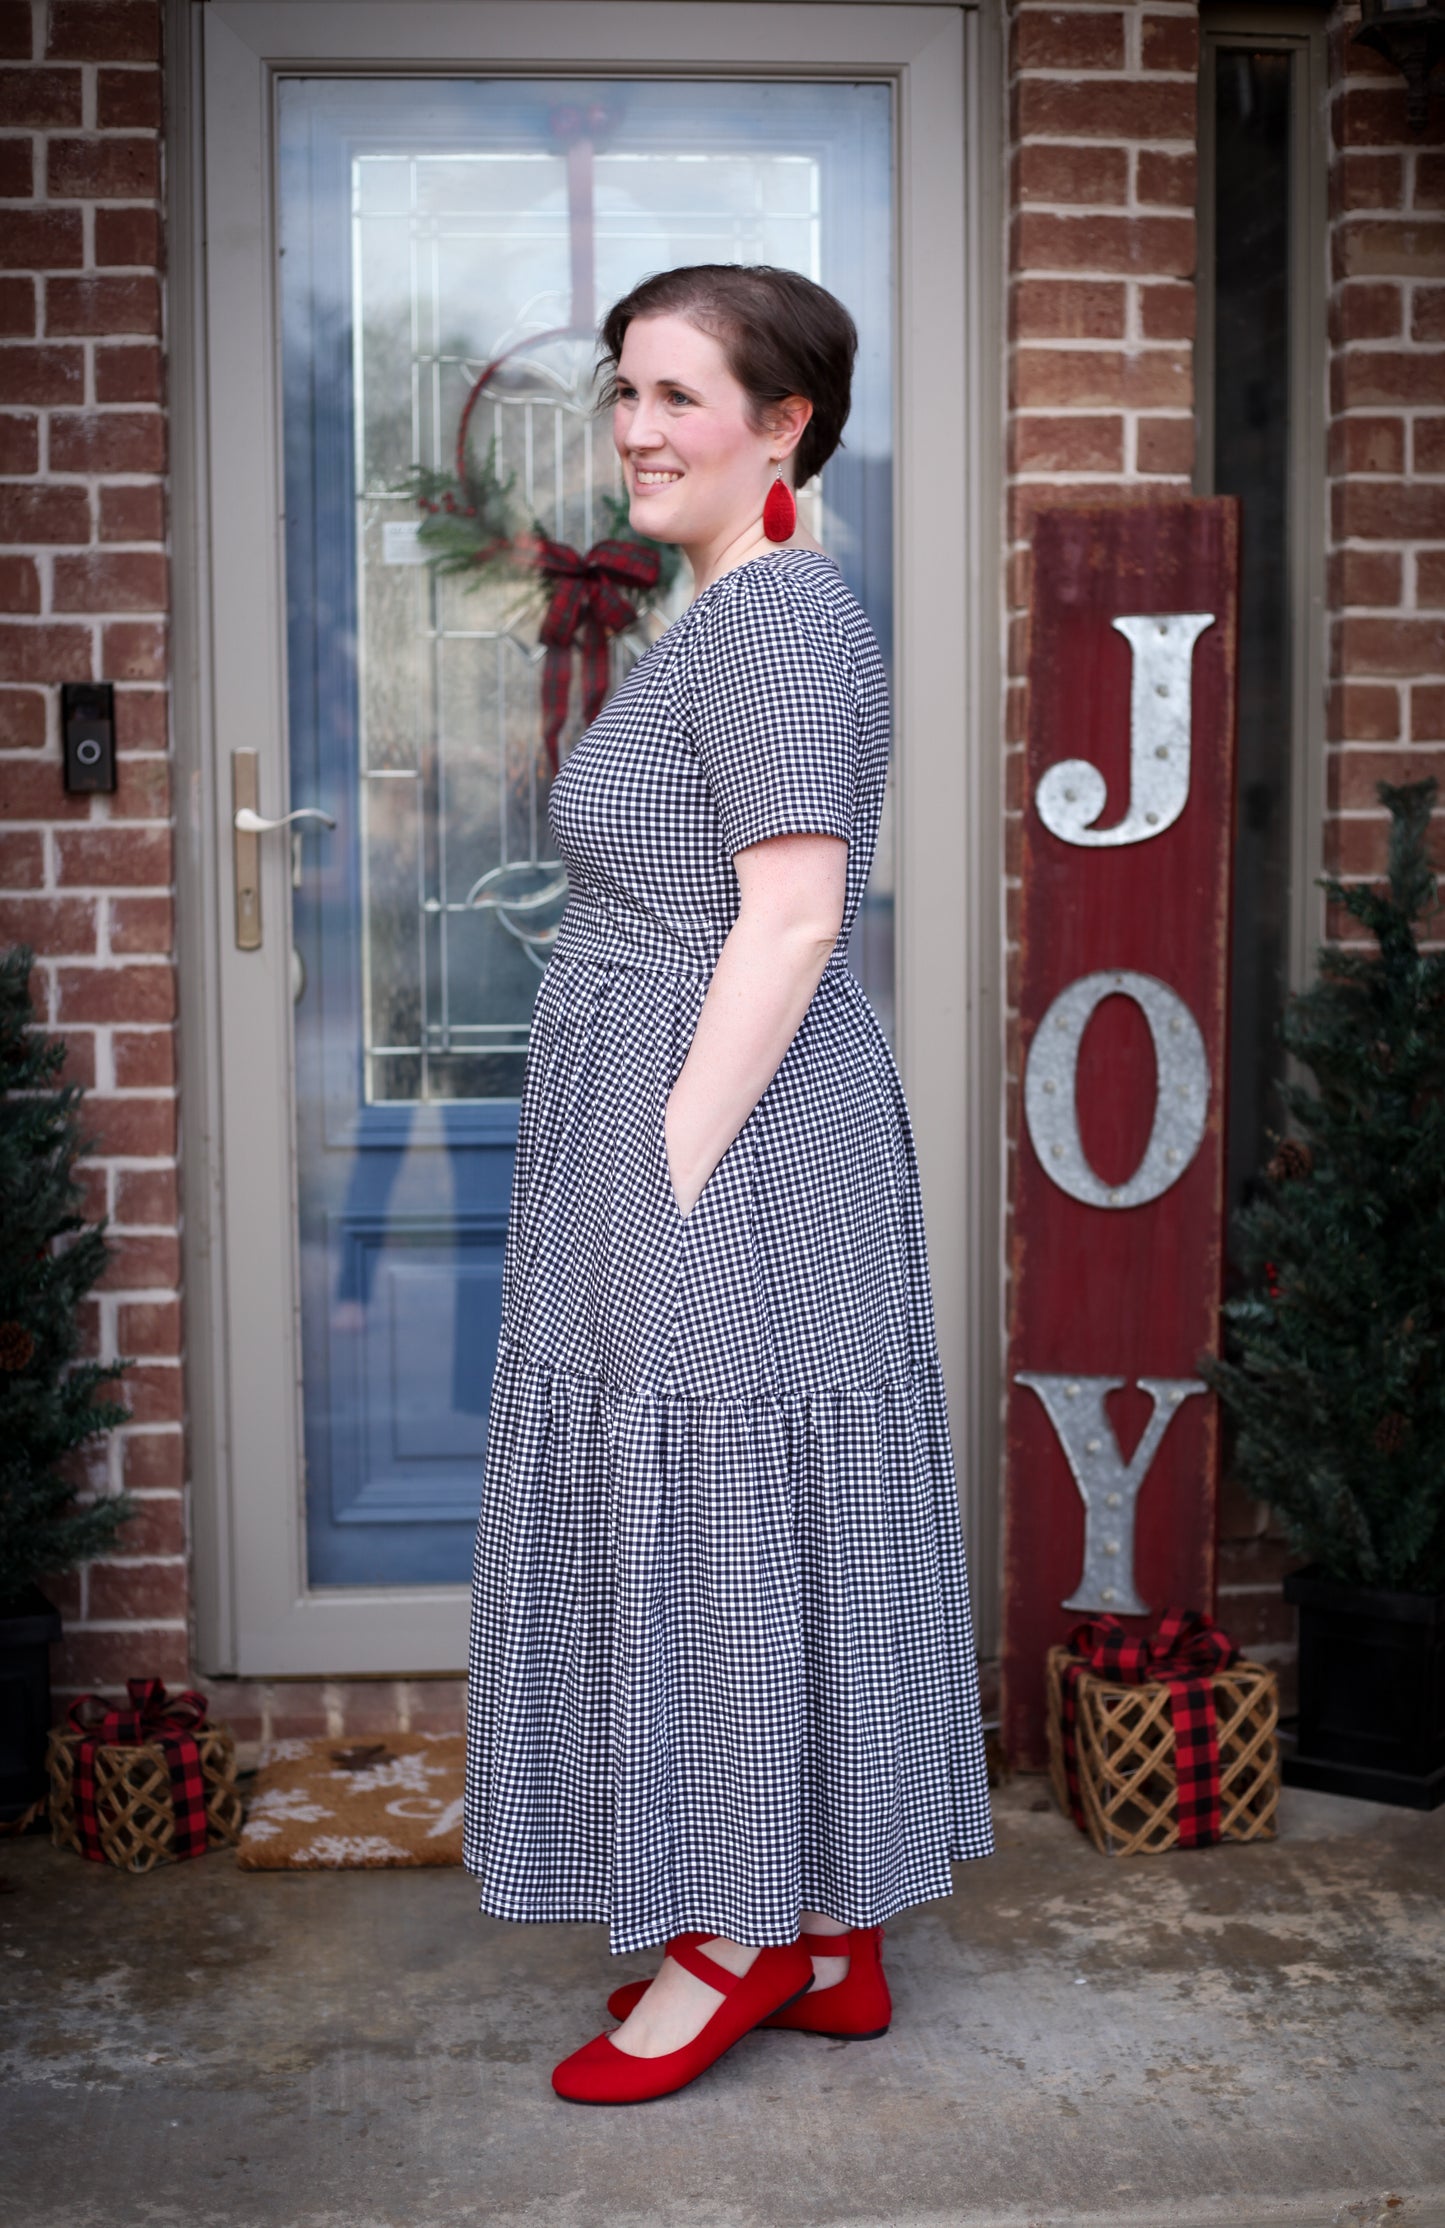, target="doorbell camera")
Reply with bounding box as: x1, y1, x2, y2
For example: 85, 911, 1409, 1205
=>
61, 682, 117, 794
